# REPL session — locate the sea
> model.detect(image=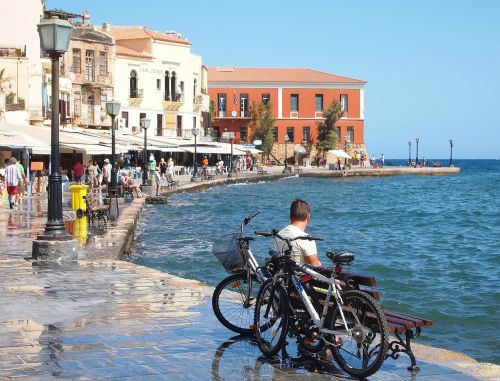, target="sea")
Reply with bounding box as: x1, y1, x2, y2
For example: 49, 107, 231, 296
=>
129, 159, 500, 365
